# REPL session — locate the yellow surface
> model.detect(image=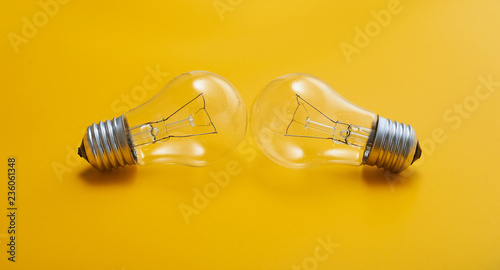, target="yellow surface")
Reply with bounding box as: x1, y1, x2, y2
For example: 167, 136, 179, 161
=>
1, 0, 500, 269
